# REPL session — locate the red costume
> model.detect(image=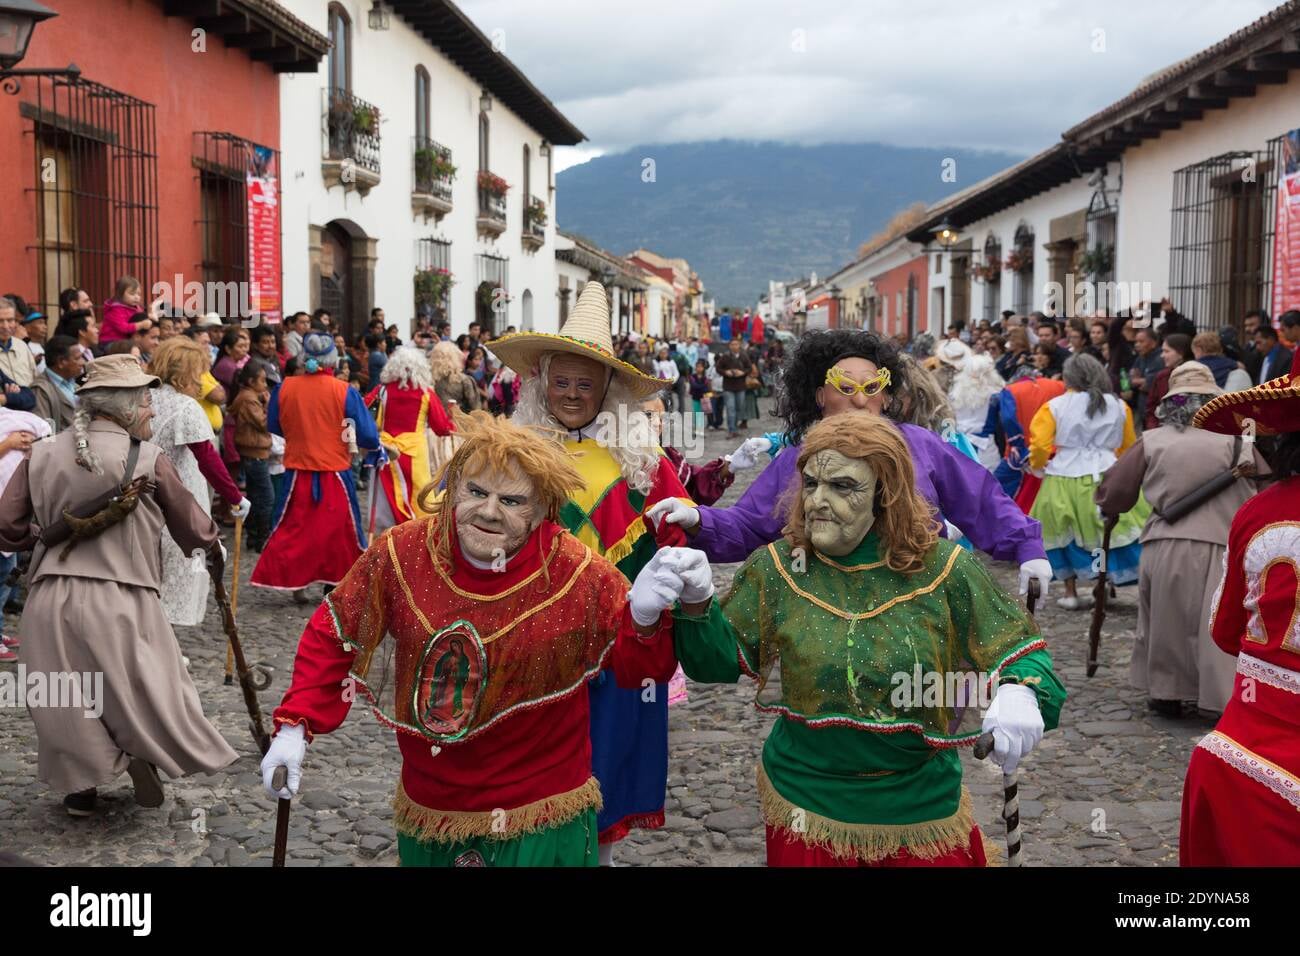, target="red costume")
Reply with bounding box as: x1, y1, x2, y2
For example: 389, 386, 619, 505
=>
364, 383, 454, 532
